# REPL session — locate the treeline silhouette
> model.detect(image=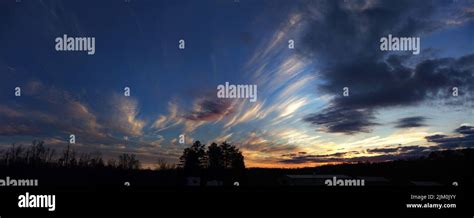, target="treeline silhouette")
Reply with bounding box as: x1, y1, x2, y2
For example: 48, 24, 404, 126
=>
0, 140, 245, 172
0, 139, 246, 186
178, 140, 246, 183
248, 148, 474, 186
0, 140, 472, 187
179, 141, 244, 170
0, 140, 140, 170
